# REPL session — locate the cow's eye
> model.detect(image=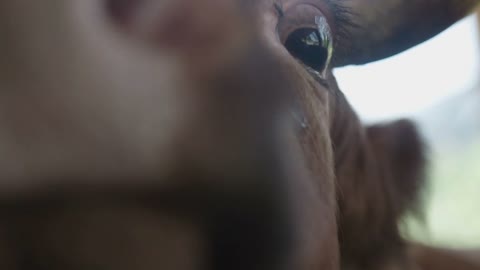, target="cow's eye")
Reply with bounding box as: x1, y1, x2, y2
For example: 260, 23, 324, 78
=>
284, 16, 333, 76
